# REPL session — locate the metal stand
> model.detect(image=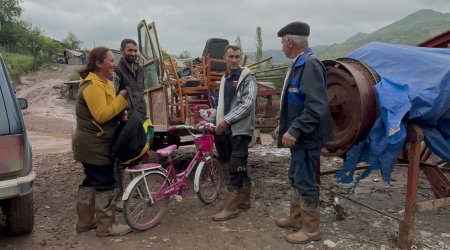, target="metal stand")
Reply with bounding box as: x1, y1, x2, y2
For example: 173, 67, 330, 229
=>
318, 123, 450, 249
